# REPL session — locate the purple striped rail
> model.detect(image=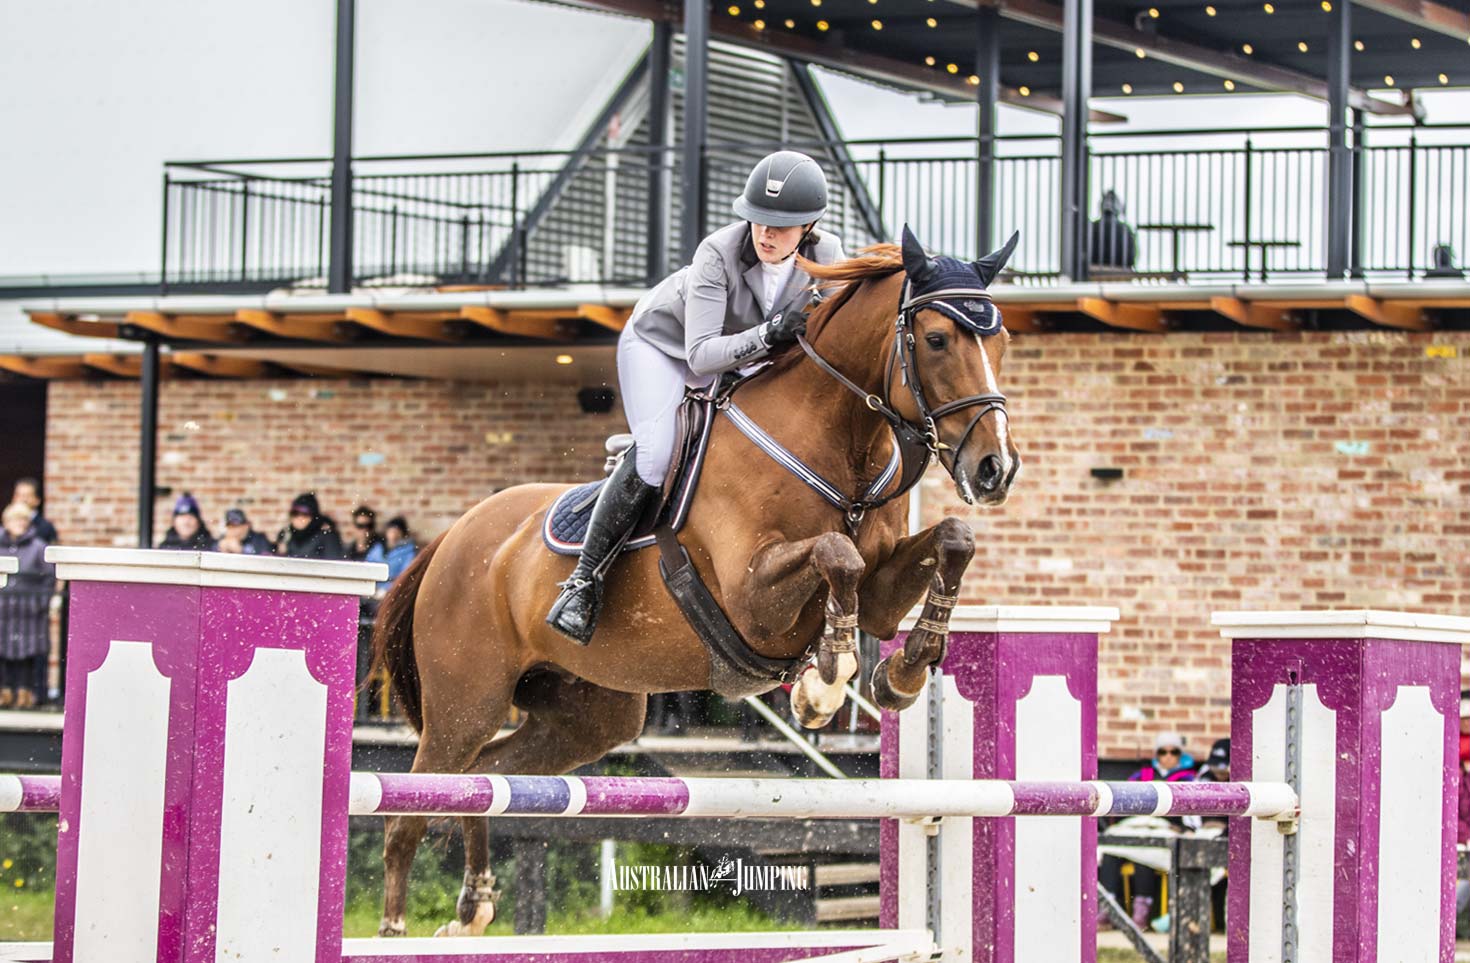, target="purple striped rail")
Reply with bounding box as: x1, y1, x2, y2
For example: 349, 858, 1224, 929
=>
4, 772, 1297, 821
